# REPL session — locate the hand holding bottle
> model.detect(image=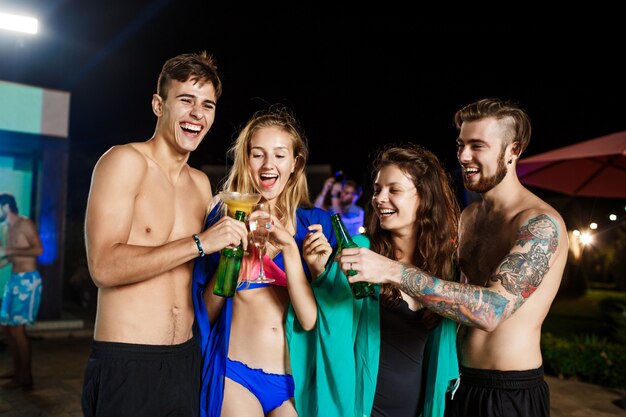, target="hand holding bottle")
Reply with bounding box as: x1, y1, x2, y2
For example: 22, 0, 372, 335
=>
198, 215, 248, 255
213, 210, 247, 298
330, 213, 374, 299
335, 246, 402, 287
